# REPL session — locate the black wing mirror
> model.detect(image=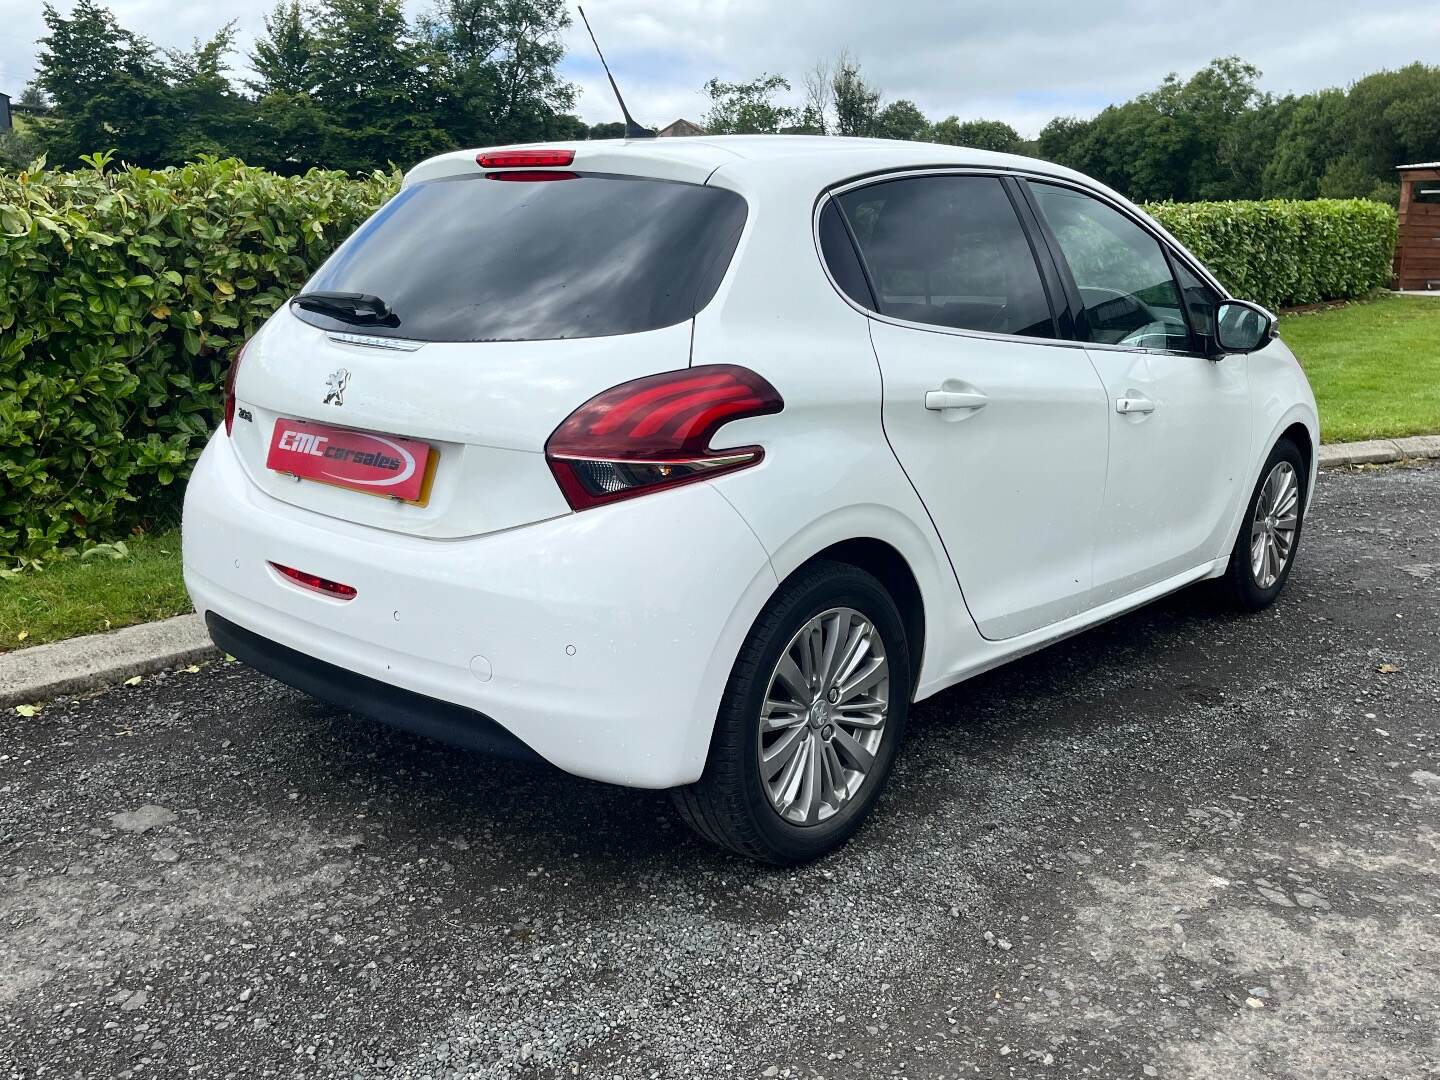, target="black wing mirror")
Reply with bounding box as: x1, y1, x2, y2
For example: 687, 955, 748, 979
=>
1212, 300, 1277, 357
